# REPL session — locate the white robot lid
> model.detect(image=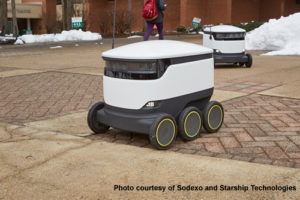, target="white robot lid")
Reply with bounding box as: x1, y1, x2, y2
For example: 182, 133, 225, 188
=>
102, 40, 213, 60
204, 25, 246, 33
